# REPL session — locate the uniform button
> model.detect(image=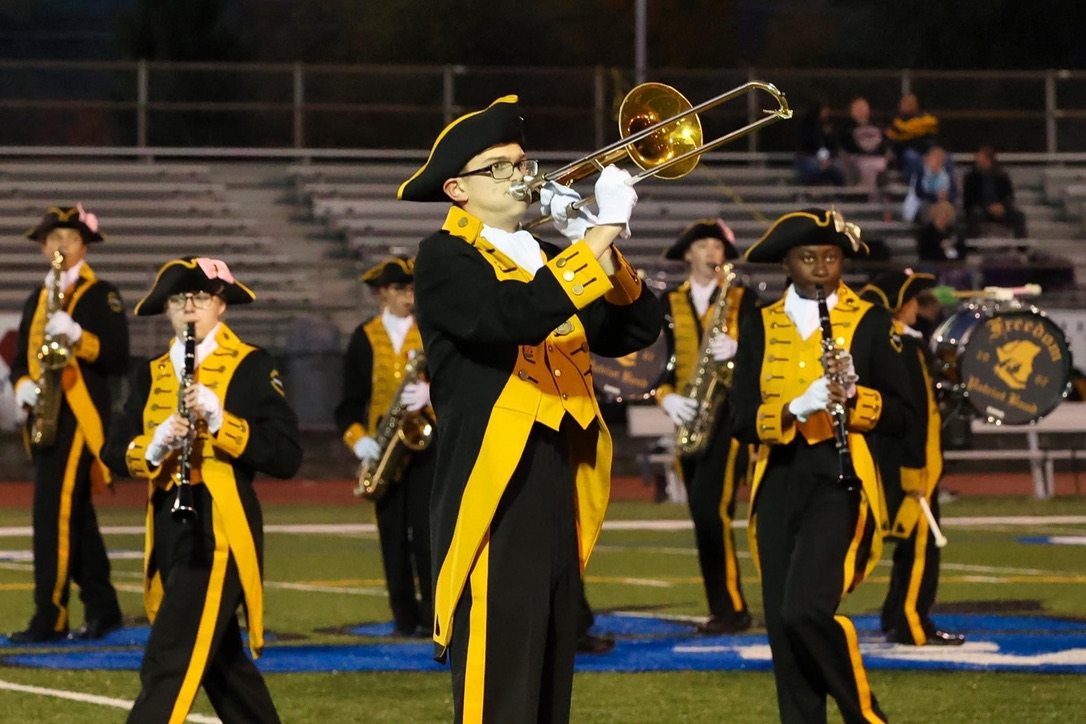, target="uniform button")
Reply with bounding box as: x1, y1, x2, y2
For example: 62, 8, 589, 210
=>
554, 369, 562, 377
394, 372, 401, 378
547, 344, 554, 351
572, 284, 584, 295
562, 393, 569, 400
556, 258, 567, 268
518, 370, 528, 380
836, 337, 845, 345
798, 361, 806, 368
765, 373, 772, 380
457, 217, 469, 227
767, 355, 775, 362
563, 270, 575, 282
